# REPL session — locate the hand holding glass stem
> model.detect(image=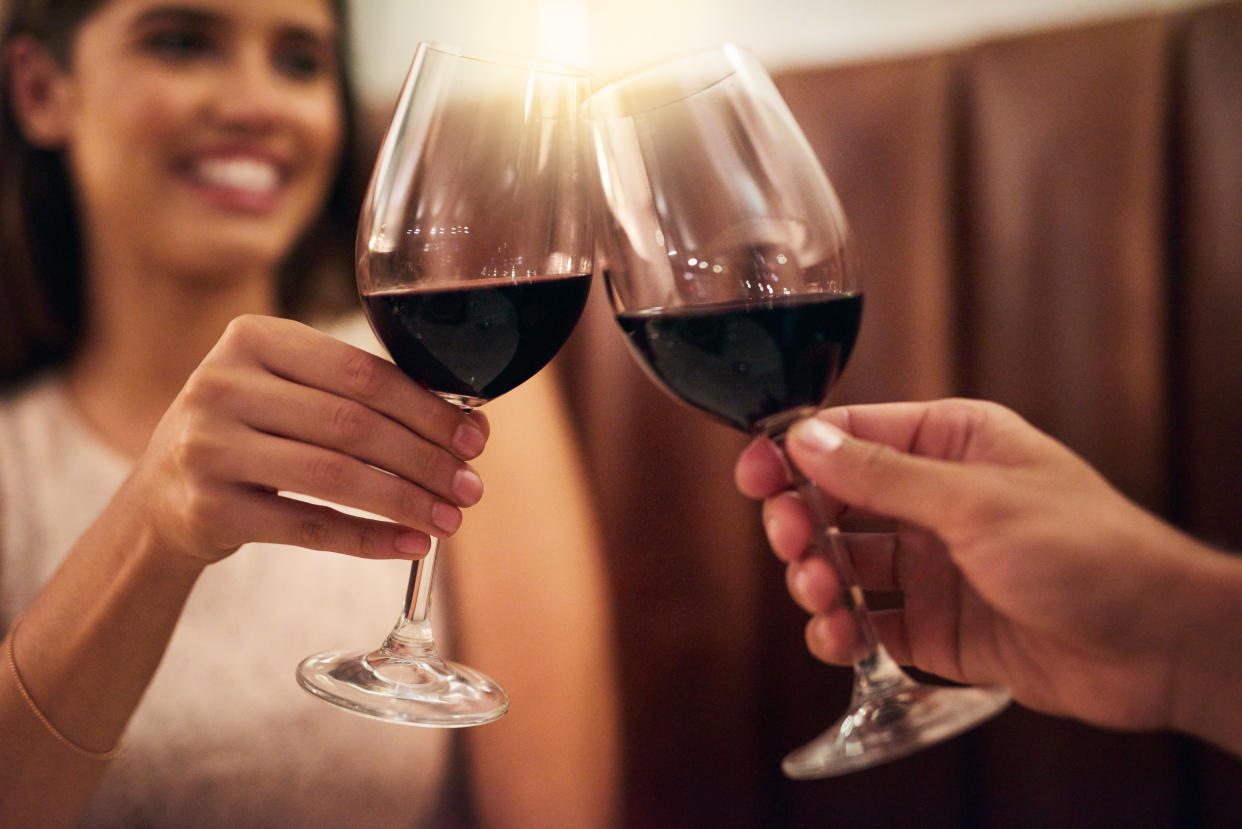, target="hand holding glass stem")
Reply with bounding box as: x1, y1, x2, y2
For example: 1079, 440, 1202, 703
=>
736, 399, 1242, 761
